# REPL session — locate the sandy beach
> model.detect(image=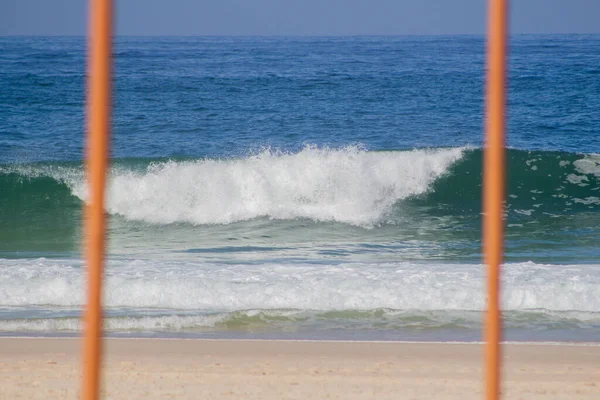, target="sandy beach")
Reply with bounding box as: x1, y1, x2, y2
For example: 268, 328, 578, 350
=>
0, 339, 598, 399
